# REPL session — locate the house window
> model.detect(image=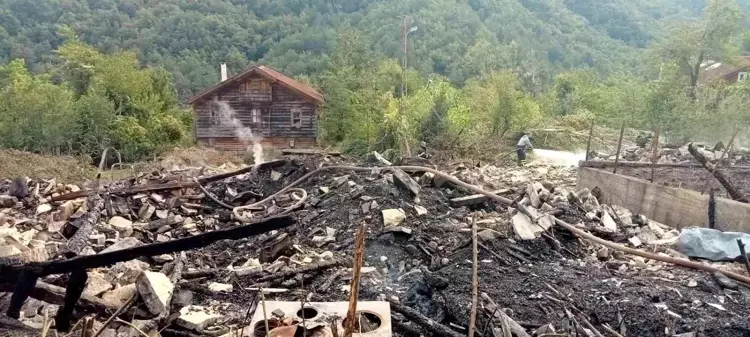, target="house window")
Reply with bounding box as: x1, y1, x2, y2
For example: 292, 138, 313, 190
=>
291, 108, 302, 128
251, 108, 261, 124
739, 72, 749, 82
209, 105, 220, 125
242, 78, 272, 93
